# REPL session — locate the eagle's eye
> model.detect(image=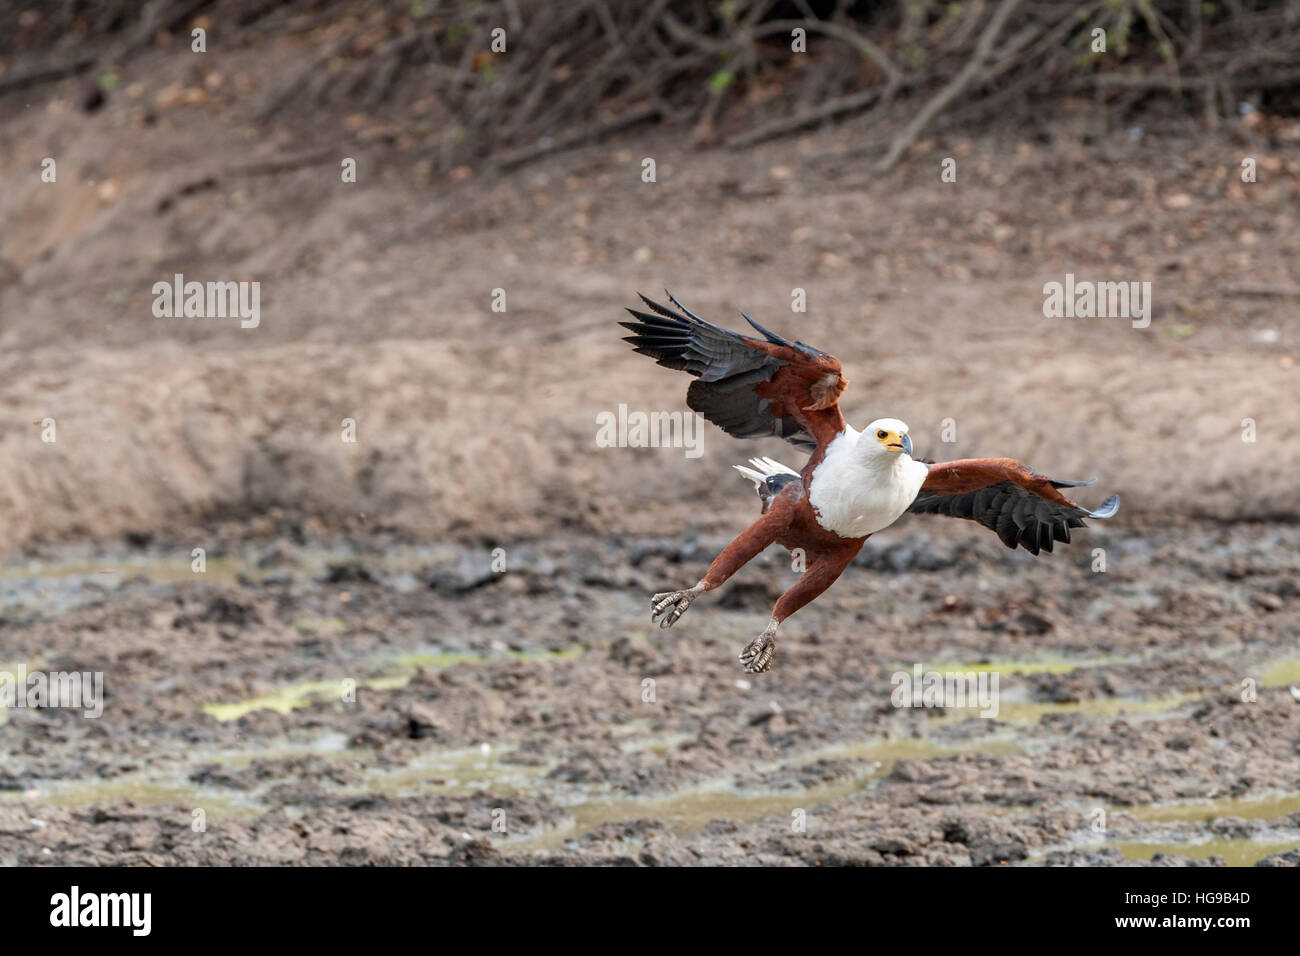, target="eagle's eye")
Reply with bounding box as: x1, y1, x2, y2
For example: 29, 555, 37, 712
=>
877, 430, 888, 439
